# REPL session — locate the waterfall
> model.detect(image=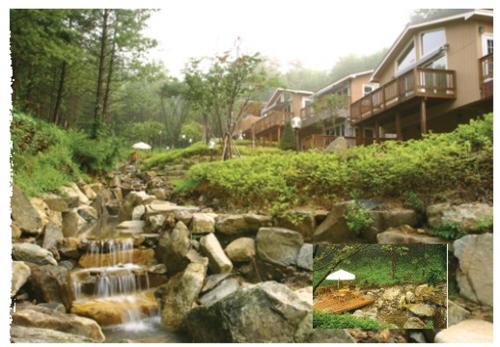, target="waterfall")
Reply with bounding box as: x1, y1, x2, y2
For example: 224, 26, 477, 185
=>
71, 238, 155, 328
